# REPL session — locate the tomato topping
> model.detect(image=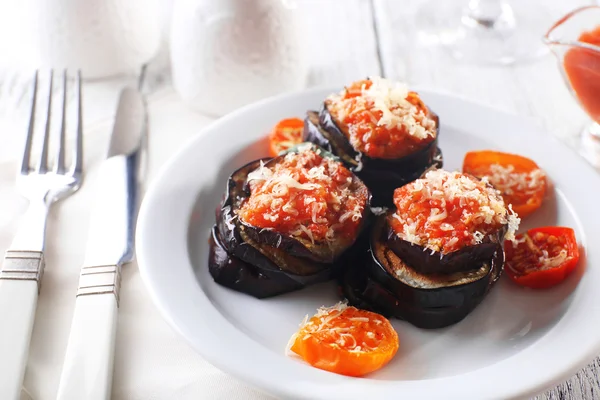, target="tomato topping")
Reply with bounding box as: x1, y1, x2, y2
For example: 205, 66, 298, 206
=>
238, 146, 368, 243
504, 227, 580, 289
462, 150, 547, 218
287, 303, 399, 377
268, 118, 305, 157
326, 77, 436, 159
391, 169, 519, 254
